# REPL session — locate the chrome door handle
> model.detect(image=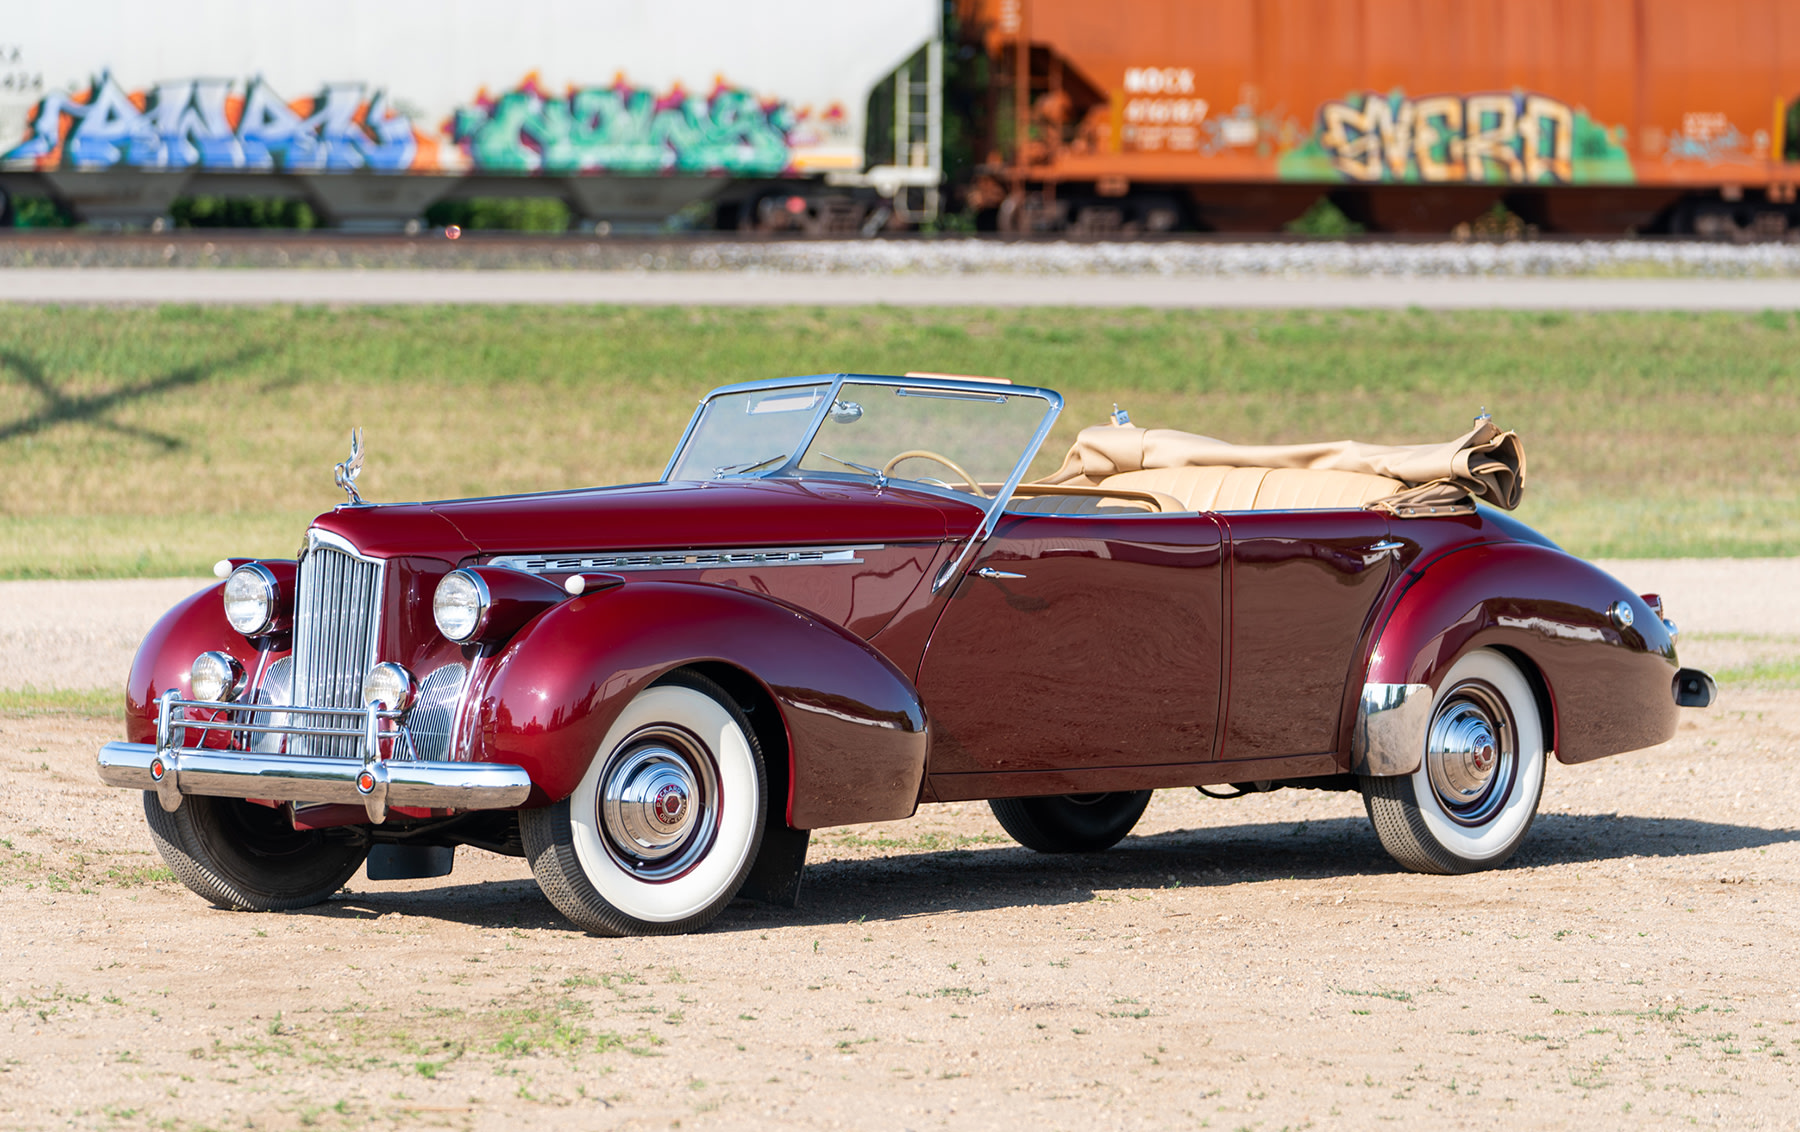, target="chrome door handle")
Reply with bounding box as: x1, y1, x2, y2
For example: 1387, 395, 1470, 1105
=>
975, 567, 1026, 580
1365, 539, 1405, 553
